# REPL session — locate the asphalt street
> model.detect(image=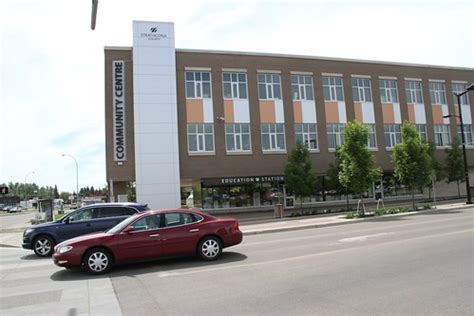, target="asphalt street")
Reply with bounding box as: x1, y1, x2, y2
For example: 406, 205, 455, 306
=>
109, 207, 473, 315
0, 207, 472, 315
